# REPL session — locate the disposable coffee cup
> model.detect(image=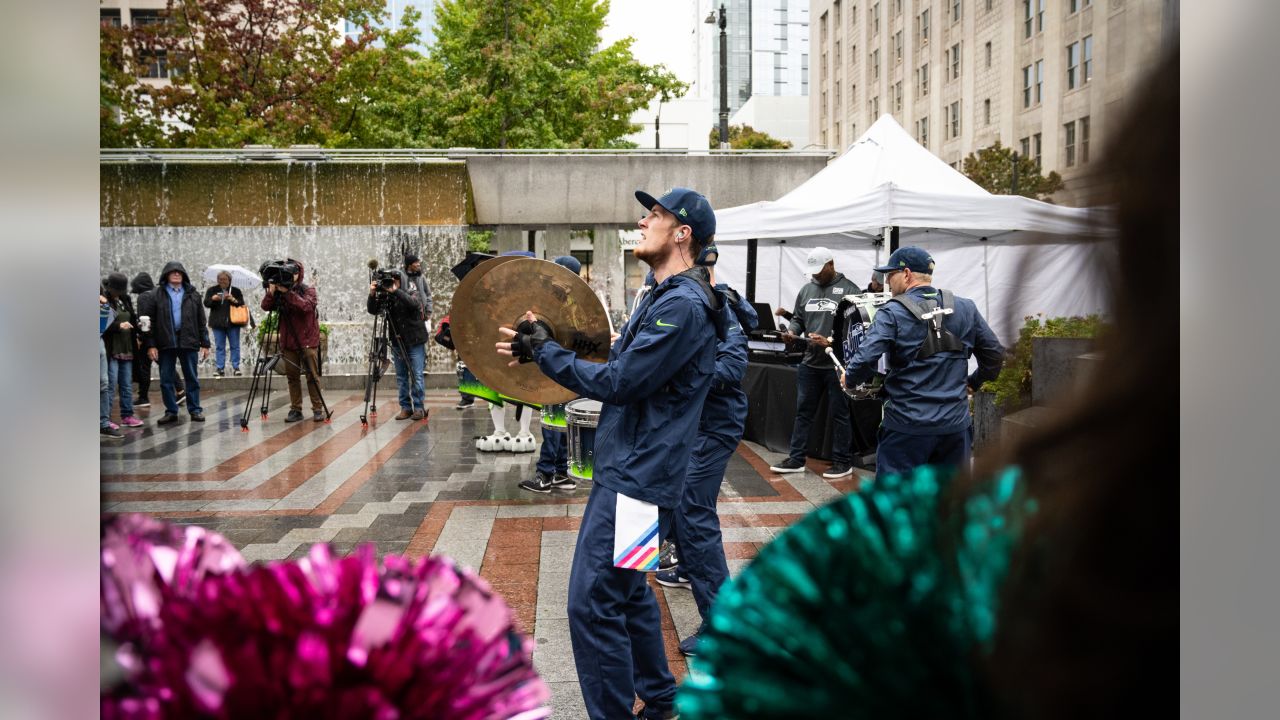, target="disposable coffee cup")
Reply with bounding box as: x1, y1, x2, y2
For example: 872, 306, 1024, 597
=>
139, 315, 151, 332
